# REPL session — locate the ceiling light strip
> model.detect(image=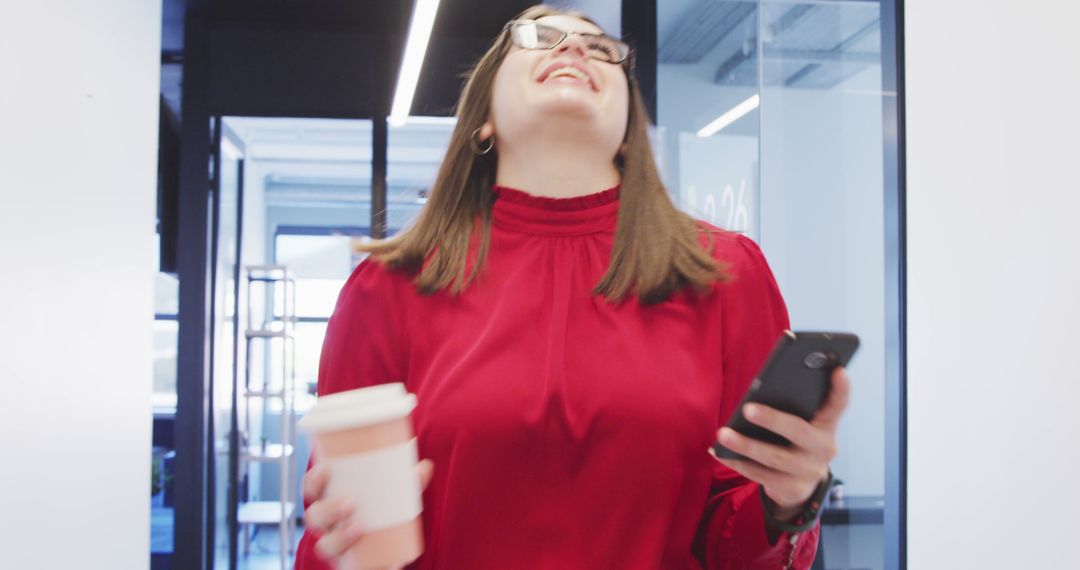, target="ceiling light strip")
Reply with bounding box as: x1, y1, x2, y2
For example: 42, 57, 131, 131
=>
696, 94, 760, 137
389, 0, 442, 127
